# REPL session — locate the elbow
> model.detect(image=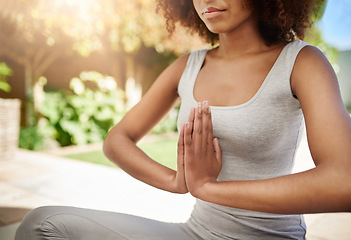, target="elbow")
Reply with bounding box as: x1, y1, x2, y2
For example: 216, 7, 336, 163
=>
103, 129, 117, 160
103, 126, 134, 161
316, 165, 351, 212
103, 132, 112, 159
341, 185, 351, 212
340, 166, 351, 209
331, 167, 351, 212
344, 175, 351, 211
